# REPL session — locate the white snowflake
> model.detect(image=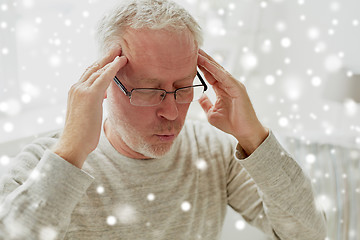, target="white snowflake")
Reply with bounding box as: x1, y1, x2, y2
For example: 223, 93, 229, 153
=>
106, 216, 117, 226
1, 48, 9, 55
260, 2, 267, 8
3, 122, 14, 133
235, 220, 246, 230
1, 4, 8, 11
324, 55, 342, 72
305, 154, 316, 164
195, 158, 208, 171
281, 38, 291, 48
181, 201, 191, 212
0, 155, 10, 166
39, 226, 58, 240
115, 204, 138, 224
278, 117, 289, 128
311, 76, 322, 87
330, 1, 340, 12
96, 186, 105, 194
265, 75, 275, 85
0, 21, 7, 28
240, 52, 258, 71
147, 193, 156, 201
